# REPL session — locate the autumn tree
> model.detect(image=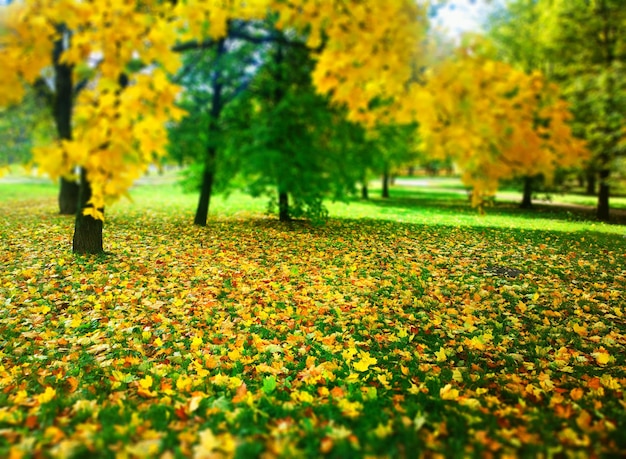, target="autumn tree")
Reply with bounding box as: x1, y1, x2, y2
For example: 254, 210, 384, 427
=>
413, 37, 588, 208
0, 1, 185, 253
1, 0, 430, 252
487, 0, 549, 207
